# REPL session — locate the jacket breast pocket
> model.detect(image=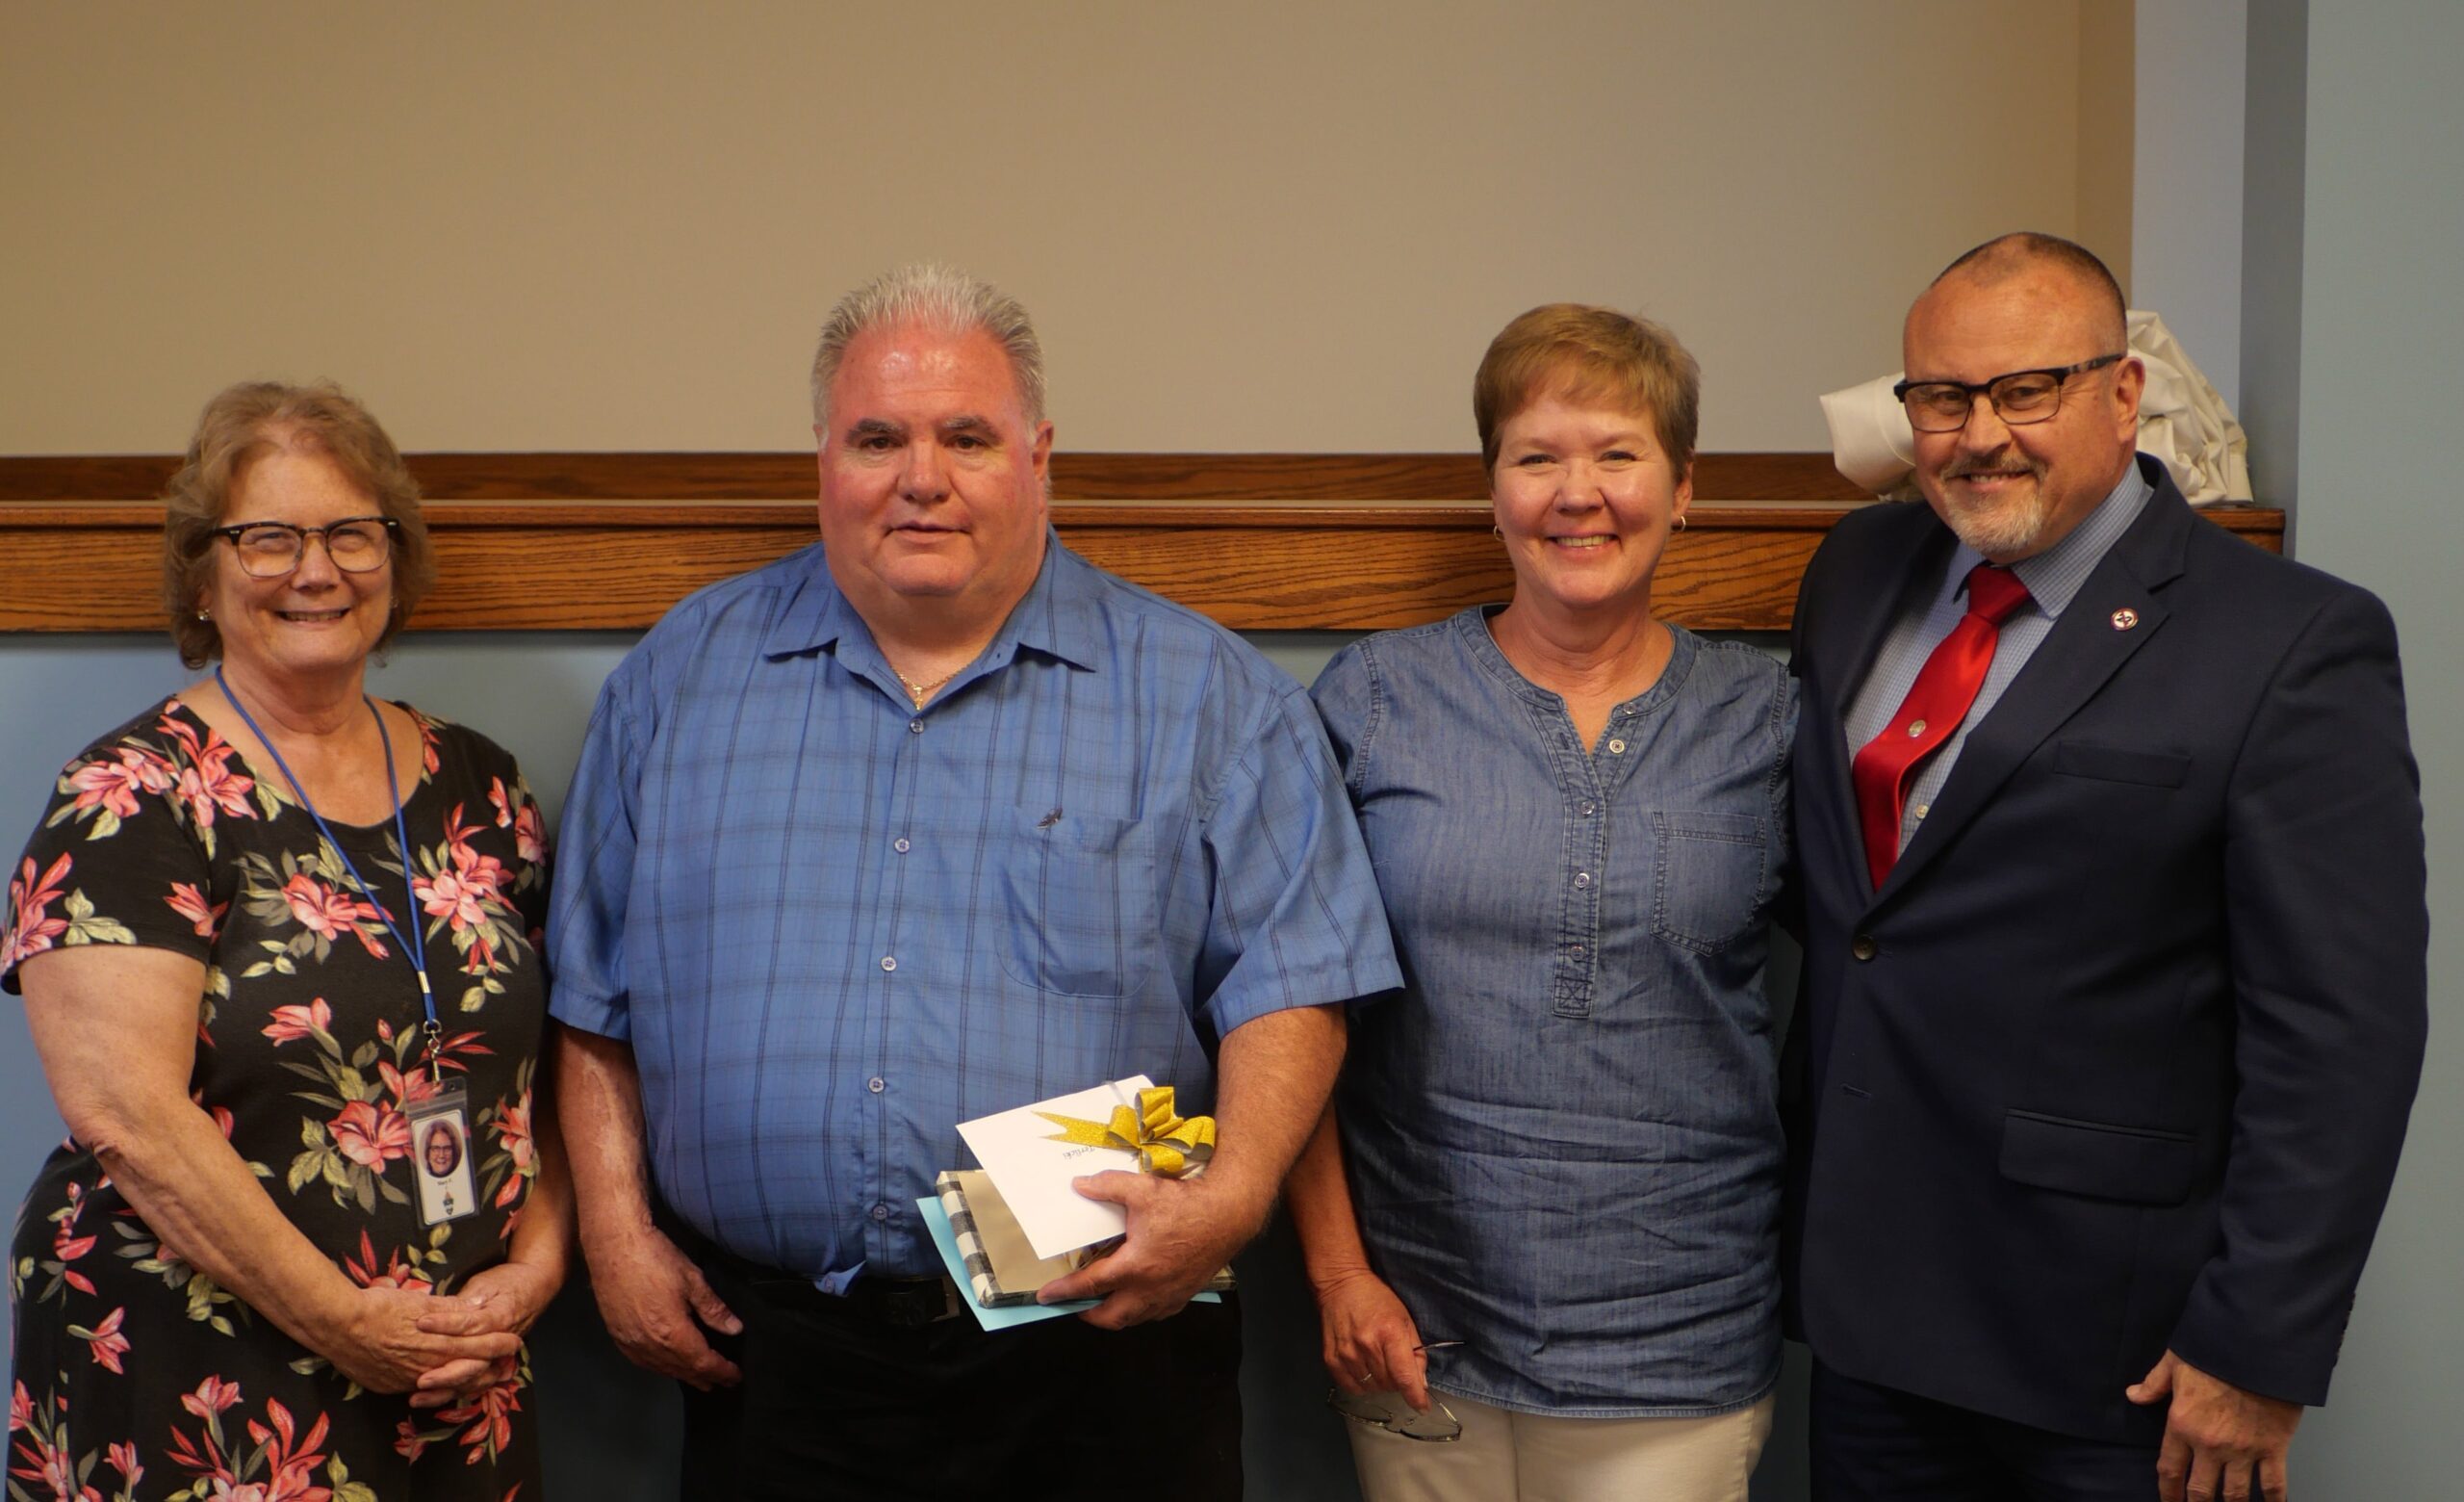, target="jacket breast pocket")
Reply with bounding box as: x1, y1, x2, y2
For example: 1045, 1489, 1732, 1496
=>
1650, 810, 1768, 954
997, 808, 1158, 998
2050, 739, 2191, 789
1998, 1109, 2197, 1205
